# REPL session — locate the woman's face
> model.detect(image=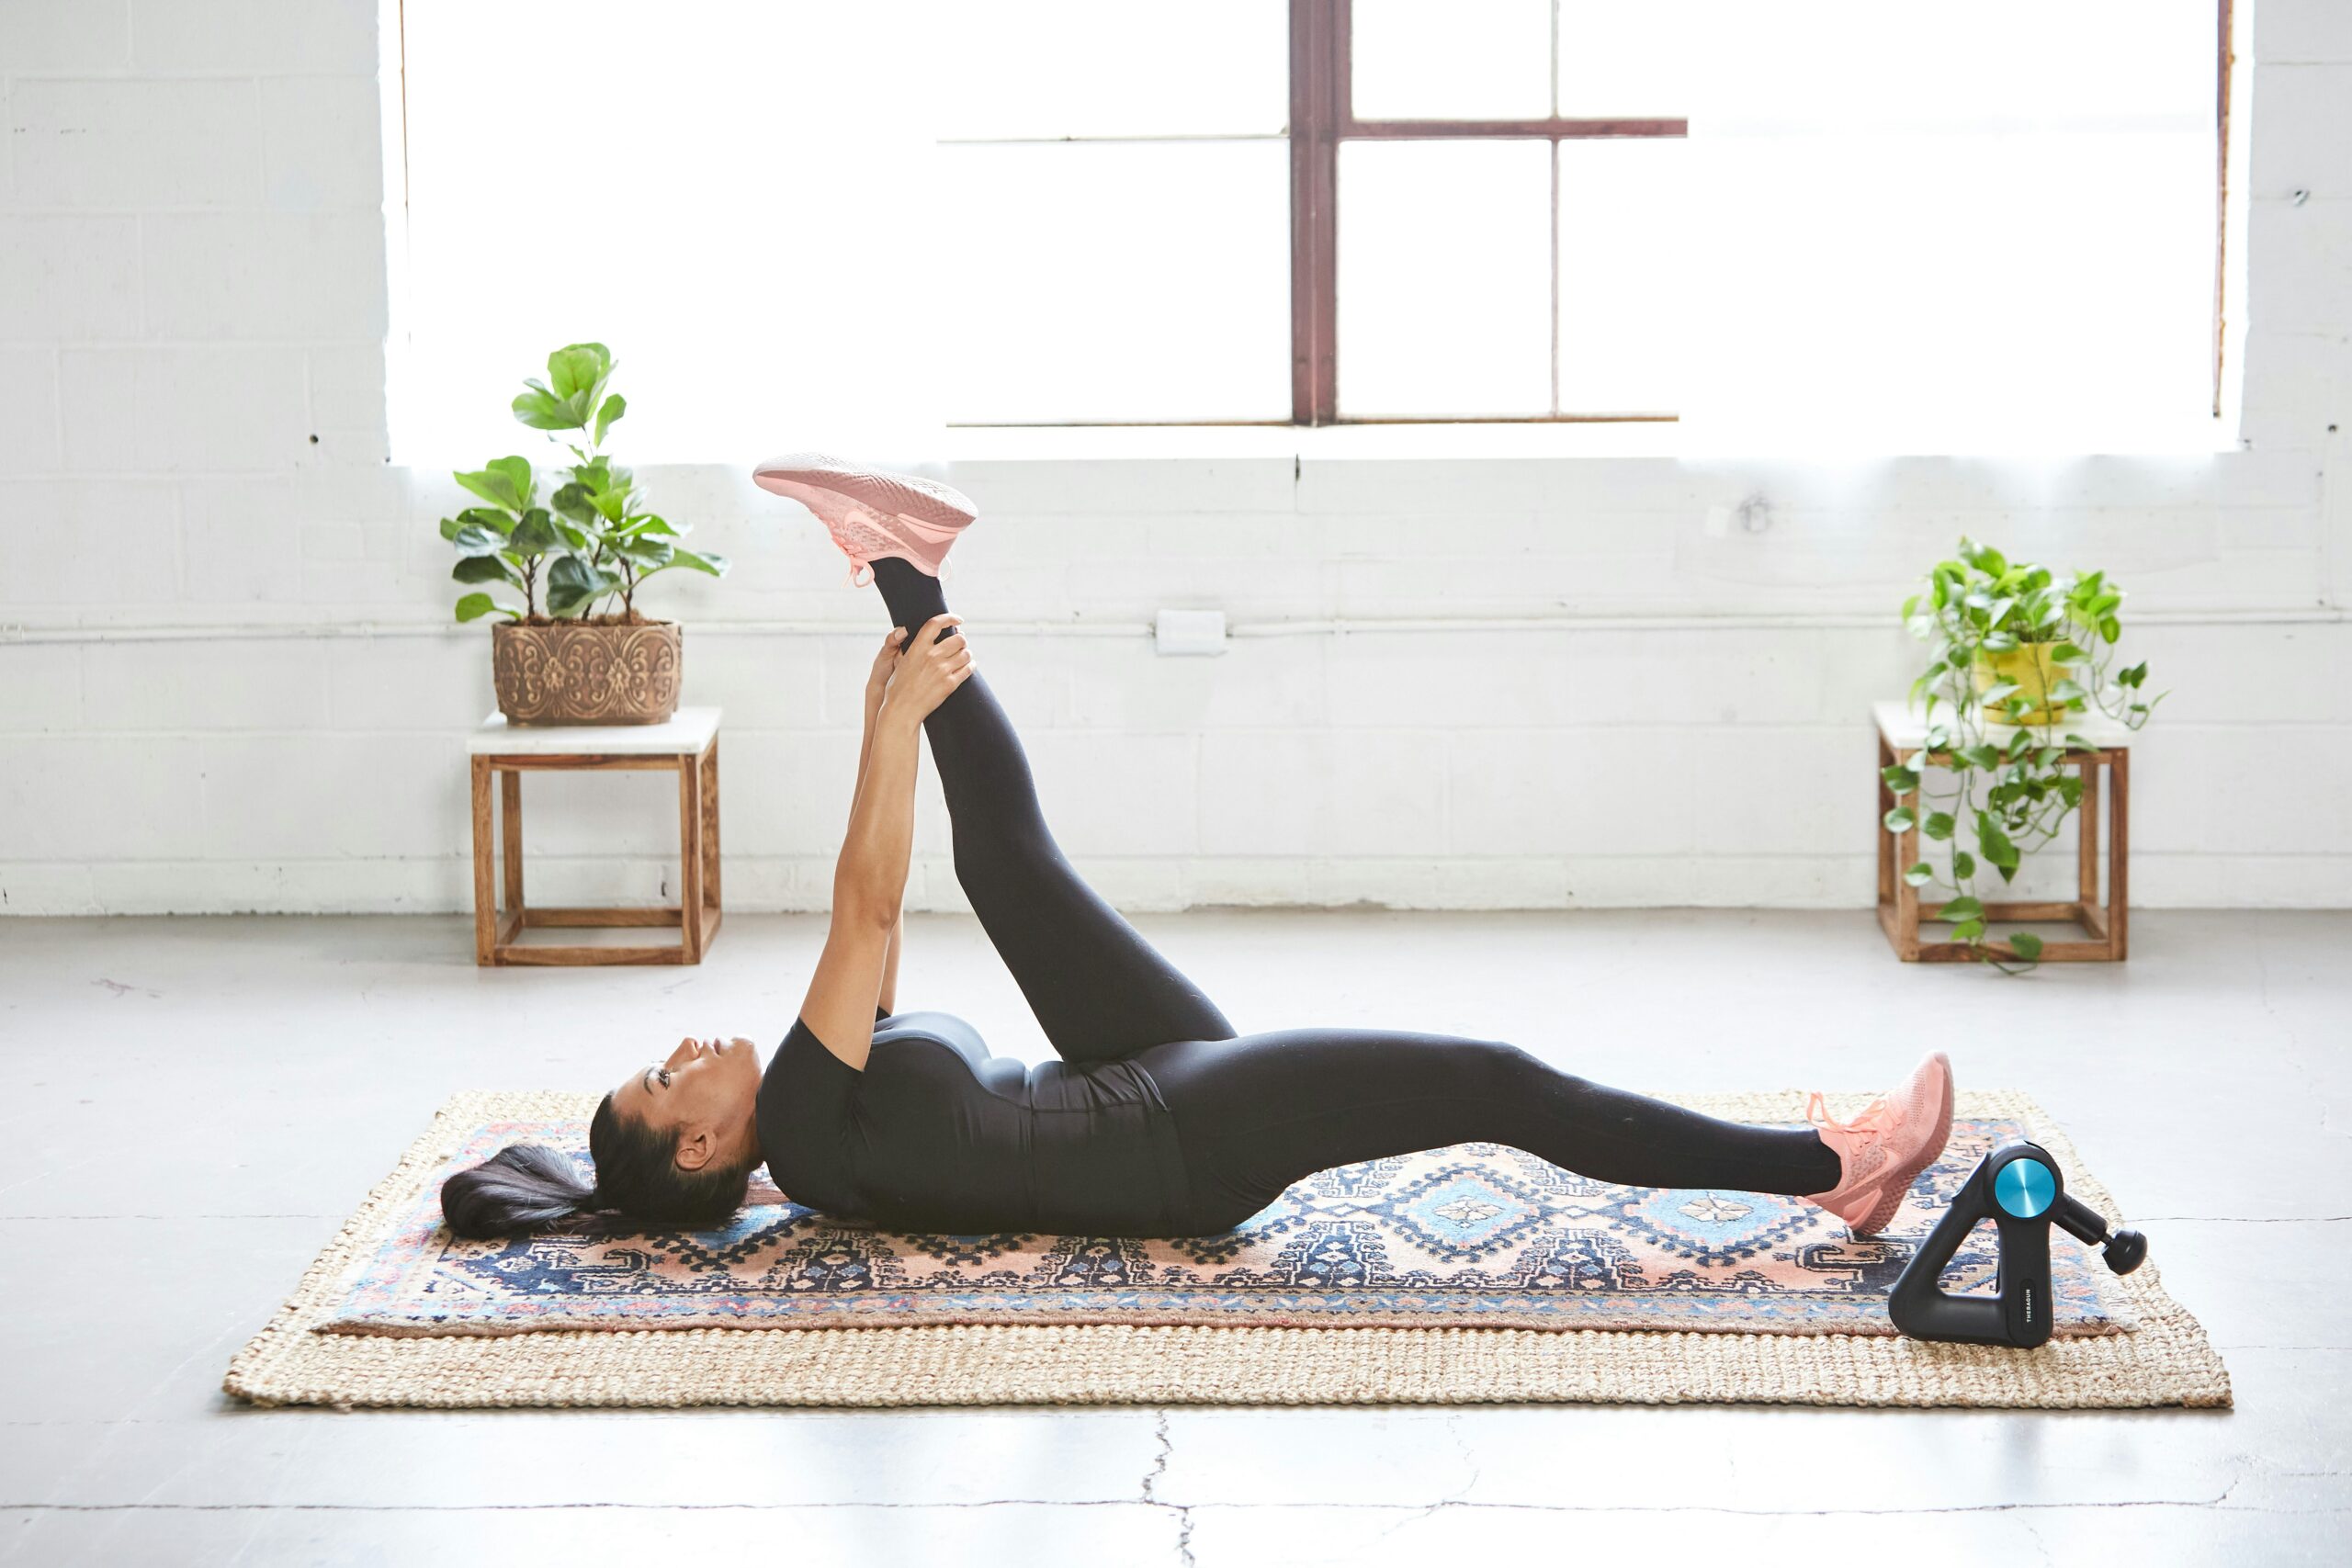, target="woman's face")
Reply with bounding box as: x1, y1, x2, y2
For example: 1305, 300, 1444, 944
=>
610, 1036, 764, 1174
